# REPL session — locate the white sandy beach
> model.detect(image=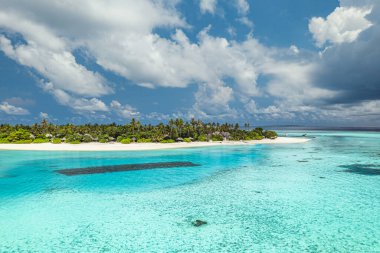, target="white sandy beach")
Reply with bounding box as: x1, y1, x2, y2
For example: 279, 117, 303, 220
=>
0, 137, 309, 151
